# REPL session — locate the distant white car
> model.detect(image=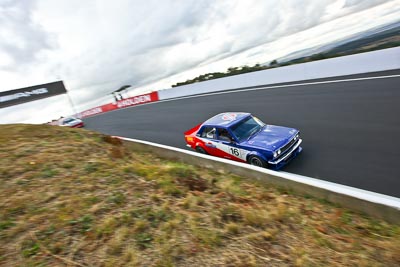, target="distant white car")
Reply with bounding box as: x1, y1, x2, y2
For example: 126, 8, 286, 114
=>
59, 117, 84, 128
